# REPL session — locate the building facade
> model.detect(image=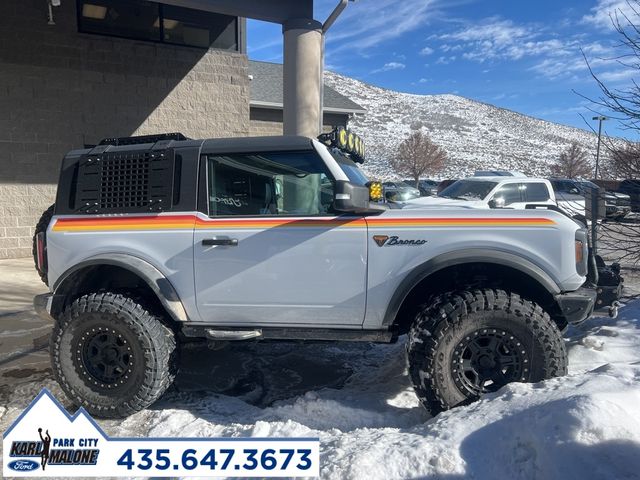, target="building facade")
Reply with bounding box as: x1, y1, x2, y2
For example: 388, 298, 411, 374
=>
0, 0, 363, 259
248, 60, 365, 136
